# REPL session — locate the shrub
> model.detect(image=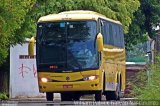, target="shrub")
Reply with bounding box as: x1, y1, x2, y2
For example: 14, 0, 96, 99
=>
133, 56, 160, 100
0, 92, 8, 100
